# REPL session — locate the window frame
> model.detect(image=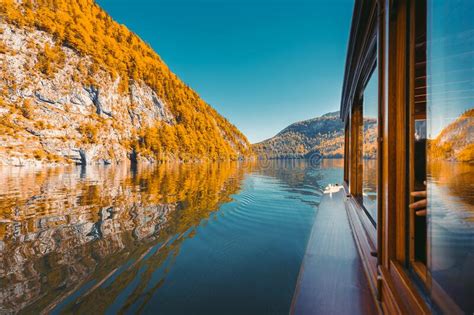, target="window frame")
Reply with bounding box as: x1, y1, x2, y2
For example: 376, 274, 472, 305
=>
342, 4, 381, 299
356, 64, 379, 226
407, 0, 429, 287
